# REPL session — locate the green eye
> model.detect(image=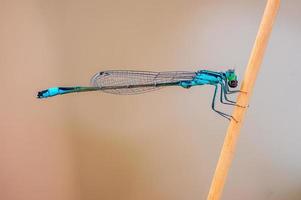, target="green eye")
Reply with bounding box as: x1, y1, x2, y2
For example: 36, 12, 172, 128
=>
225, 69, 237, 81
228, 73, 237, 81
